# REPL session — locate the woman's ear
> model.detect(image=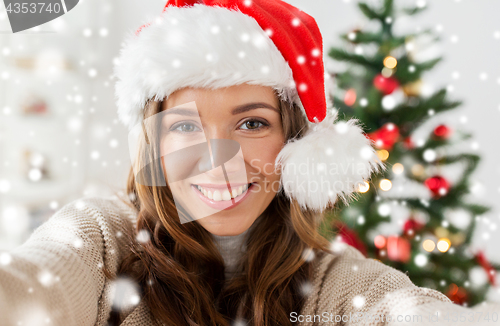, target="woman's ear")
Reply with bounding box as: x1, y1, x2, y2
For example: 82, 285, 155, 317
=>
275, 110, 386, 212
